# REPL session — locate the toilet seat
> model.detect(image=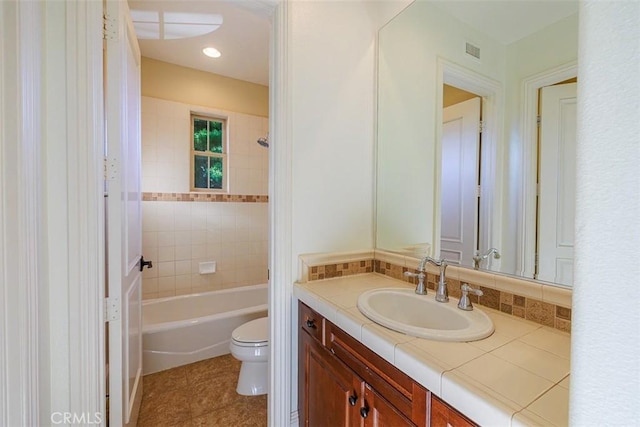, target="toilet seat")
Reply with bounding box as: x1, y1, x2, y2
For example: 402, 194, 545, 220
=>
231, 317, 268, 347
